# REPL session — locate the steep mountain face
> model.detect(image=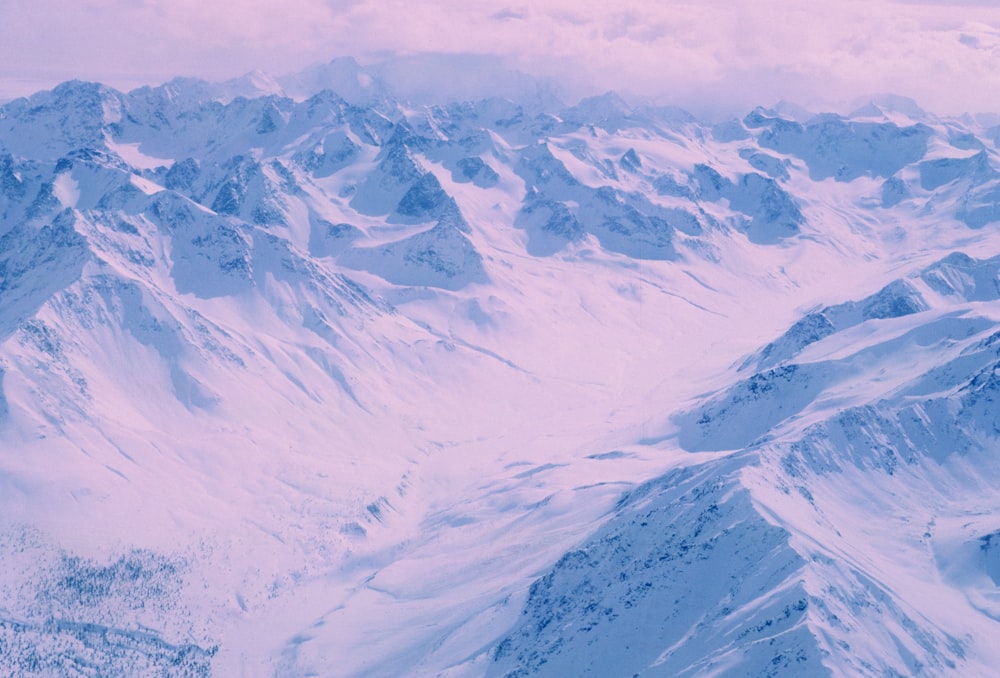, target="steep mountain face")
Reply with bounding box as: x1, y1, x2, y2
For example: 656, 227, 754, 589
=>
1, 67, 999, 675
495, 252, 1000, 676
